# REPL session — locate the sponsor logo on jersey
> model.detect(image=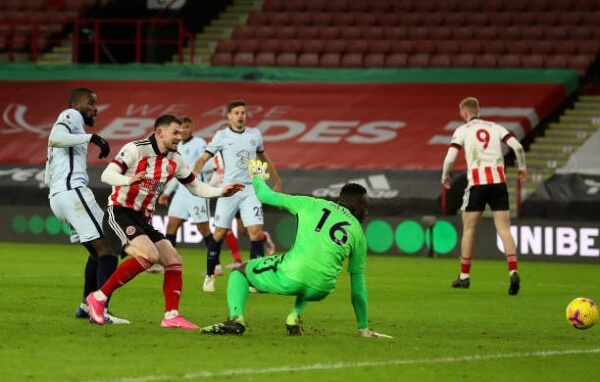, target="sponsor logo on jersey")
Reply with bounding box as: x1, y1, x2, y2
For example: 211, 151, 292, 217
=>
126, 226, 136, 236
